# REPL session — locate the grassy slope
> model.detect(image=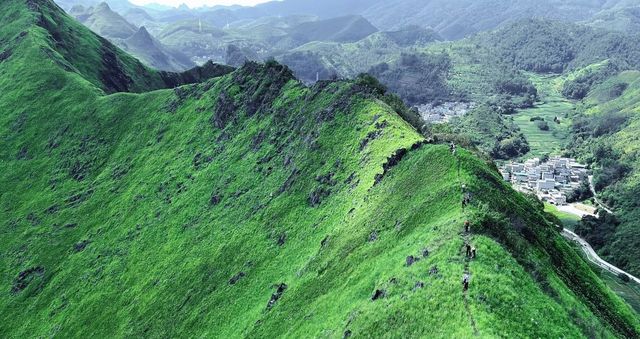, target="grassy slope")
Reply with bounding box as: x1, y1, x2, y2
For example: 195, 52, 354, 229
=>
598, 270, 640, 315
24, 0, 170, 93
425, 39, 494, 101
0, 1, 639, 337
544, 203, 580, 231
